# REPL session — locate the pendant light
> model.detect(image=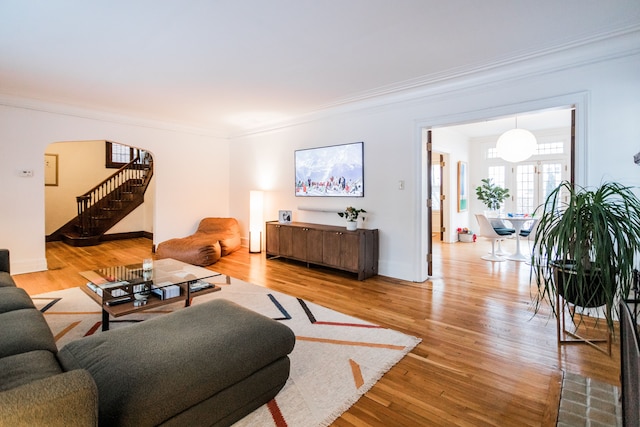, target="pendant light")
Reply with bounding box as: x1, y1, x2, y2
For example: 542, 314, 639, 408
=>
496, 117, 537, 163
